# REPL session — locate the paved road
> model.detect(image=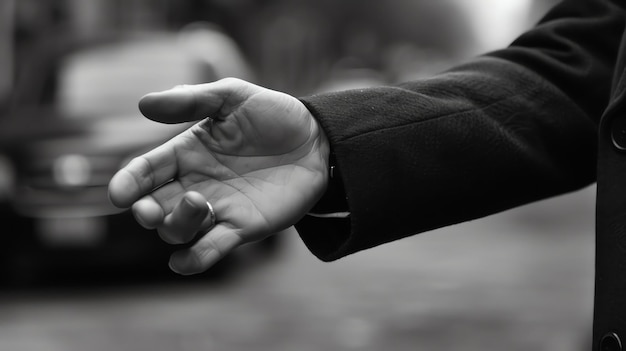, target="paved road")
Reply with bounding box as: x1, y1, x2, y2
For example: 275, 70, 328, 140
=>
0, 186, 596, 351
